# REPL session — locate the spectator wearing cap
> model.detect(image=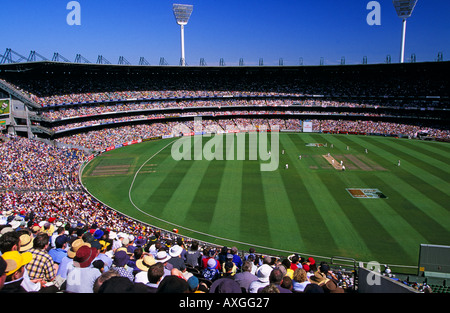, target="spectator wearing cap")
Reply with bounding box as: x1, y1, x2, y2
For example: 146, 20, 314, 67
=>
65, 245, 101, 293
187, 275, 201, 293
202, 258, 220, 282
1, 251, 32, 293
48, 235, 68, 265
234, 260, 258, 292
111, 250, 134, 282
168, 245, 185, 270
134, 254, 156, 284
248, 264, 272, 293
25, 232, 57, 284
221, 254, 237, 276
